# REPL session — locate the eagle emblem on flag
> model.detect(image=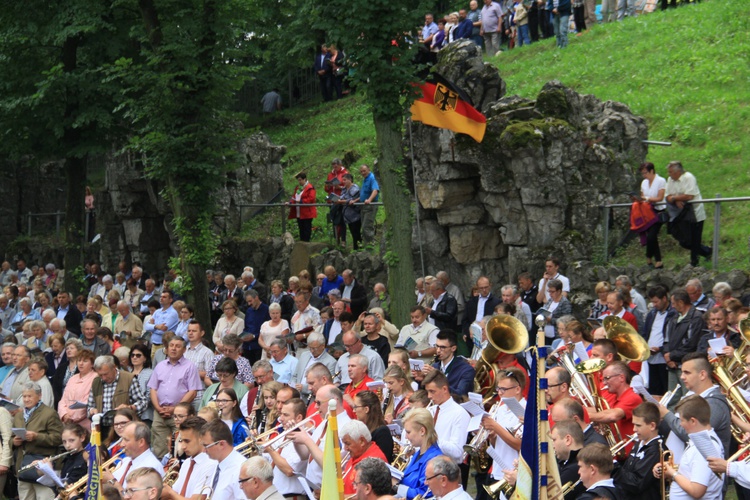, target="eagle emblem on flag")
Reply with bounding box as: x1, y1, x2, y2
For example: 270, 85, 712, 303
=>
434, 83, 458, 112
